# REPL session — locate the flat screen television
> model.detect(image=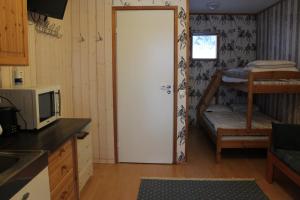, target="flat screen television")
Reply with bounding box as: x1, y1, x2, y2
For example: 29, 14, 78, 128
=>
27, 0, 68, 20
